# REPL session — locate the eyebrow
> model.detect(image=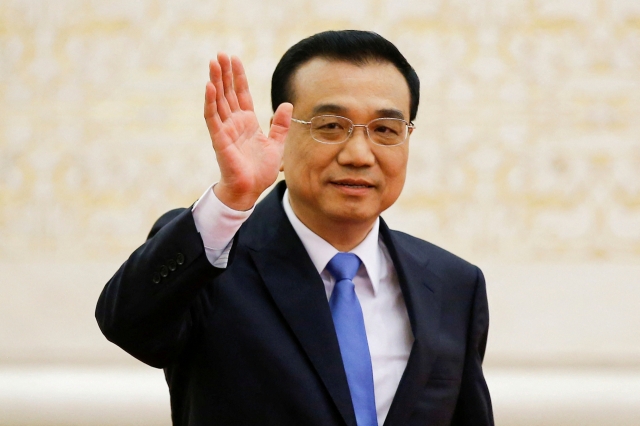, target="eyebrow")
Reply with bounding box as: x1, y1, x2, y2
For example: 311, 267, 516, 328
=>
376, 108, 405, 120
311, 104, 406, 120
312, 104, 347, 115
